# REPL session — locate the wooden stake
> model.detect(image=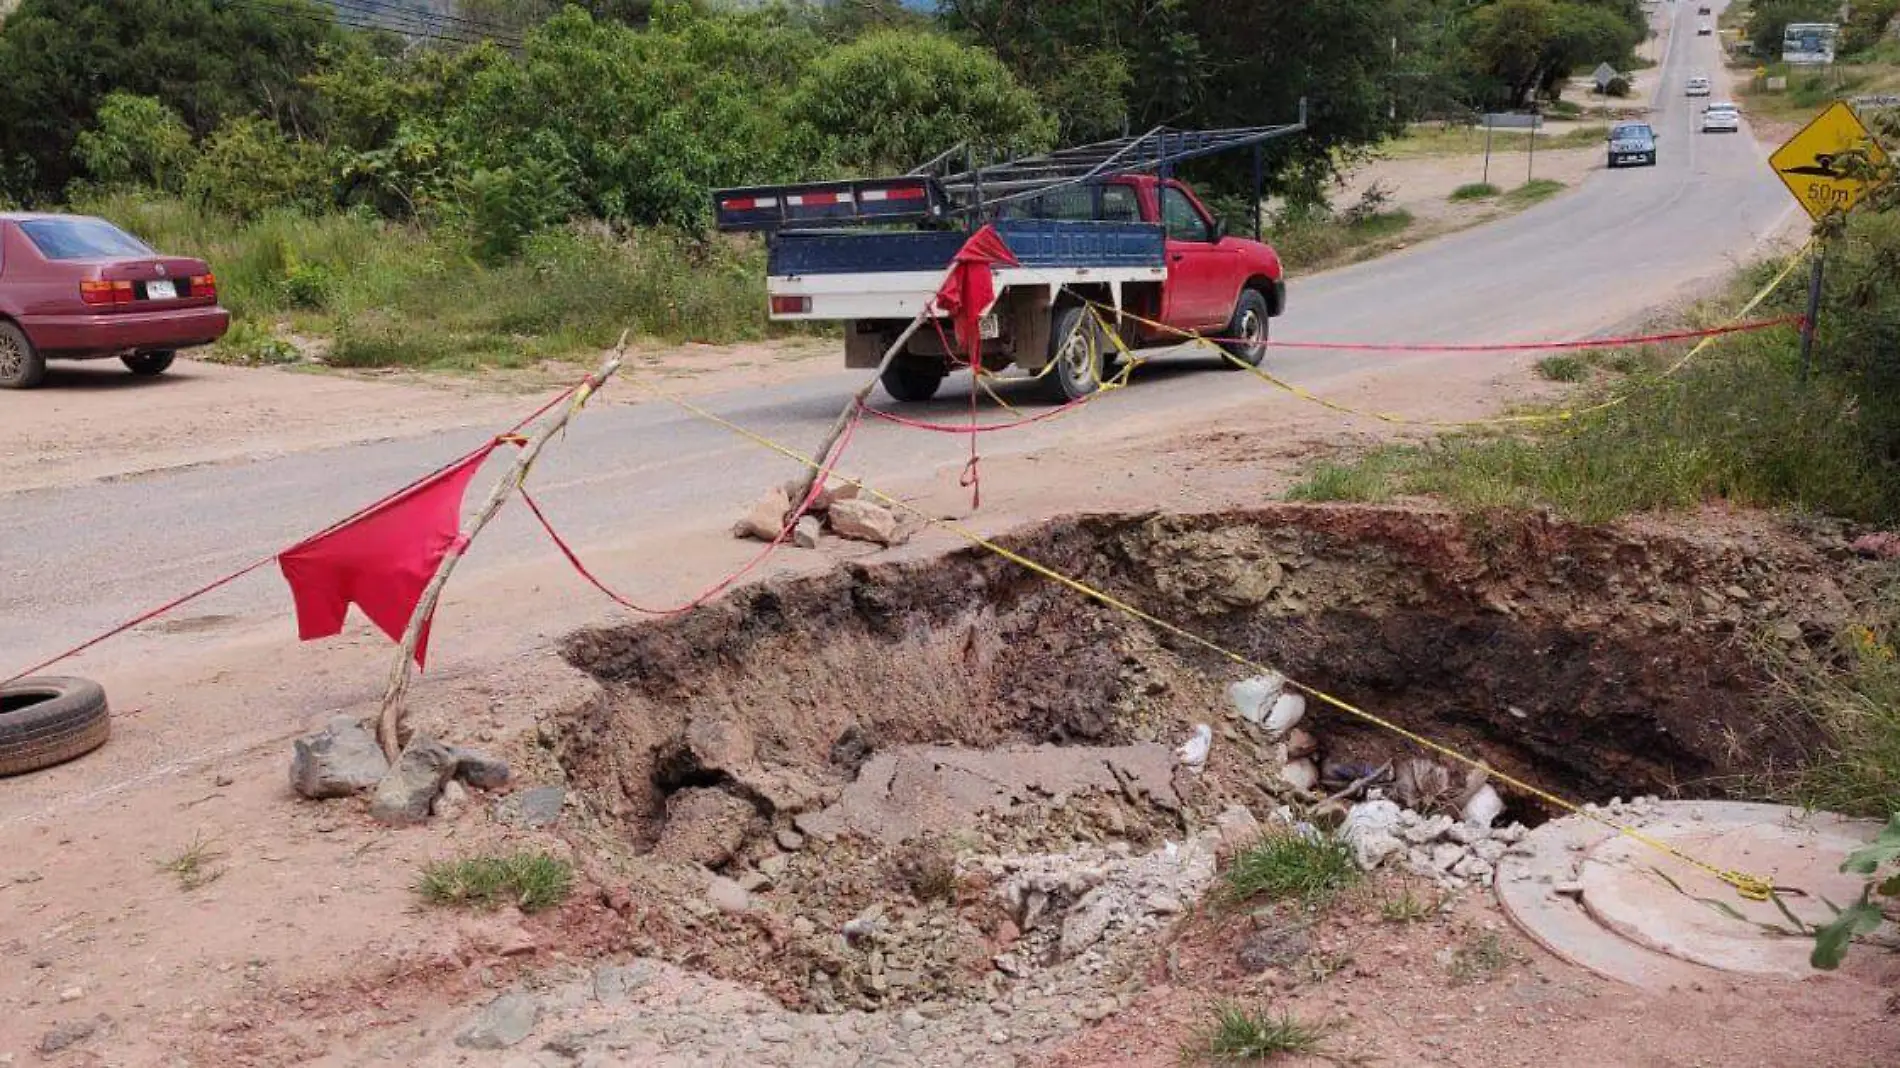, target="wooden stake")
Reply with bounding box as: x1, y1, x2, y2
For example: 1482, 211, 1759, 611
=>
788, 310, 931, 507
375, 345, 625, 760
